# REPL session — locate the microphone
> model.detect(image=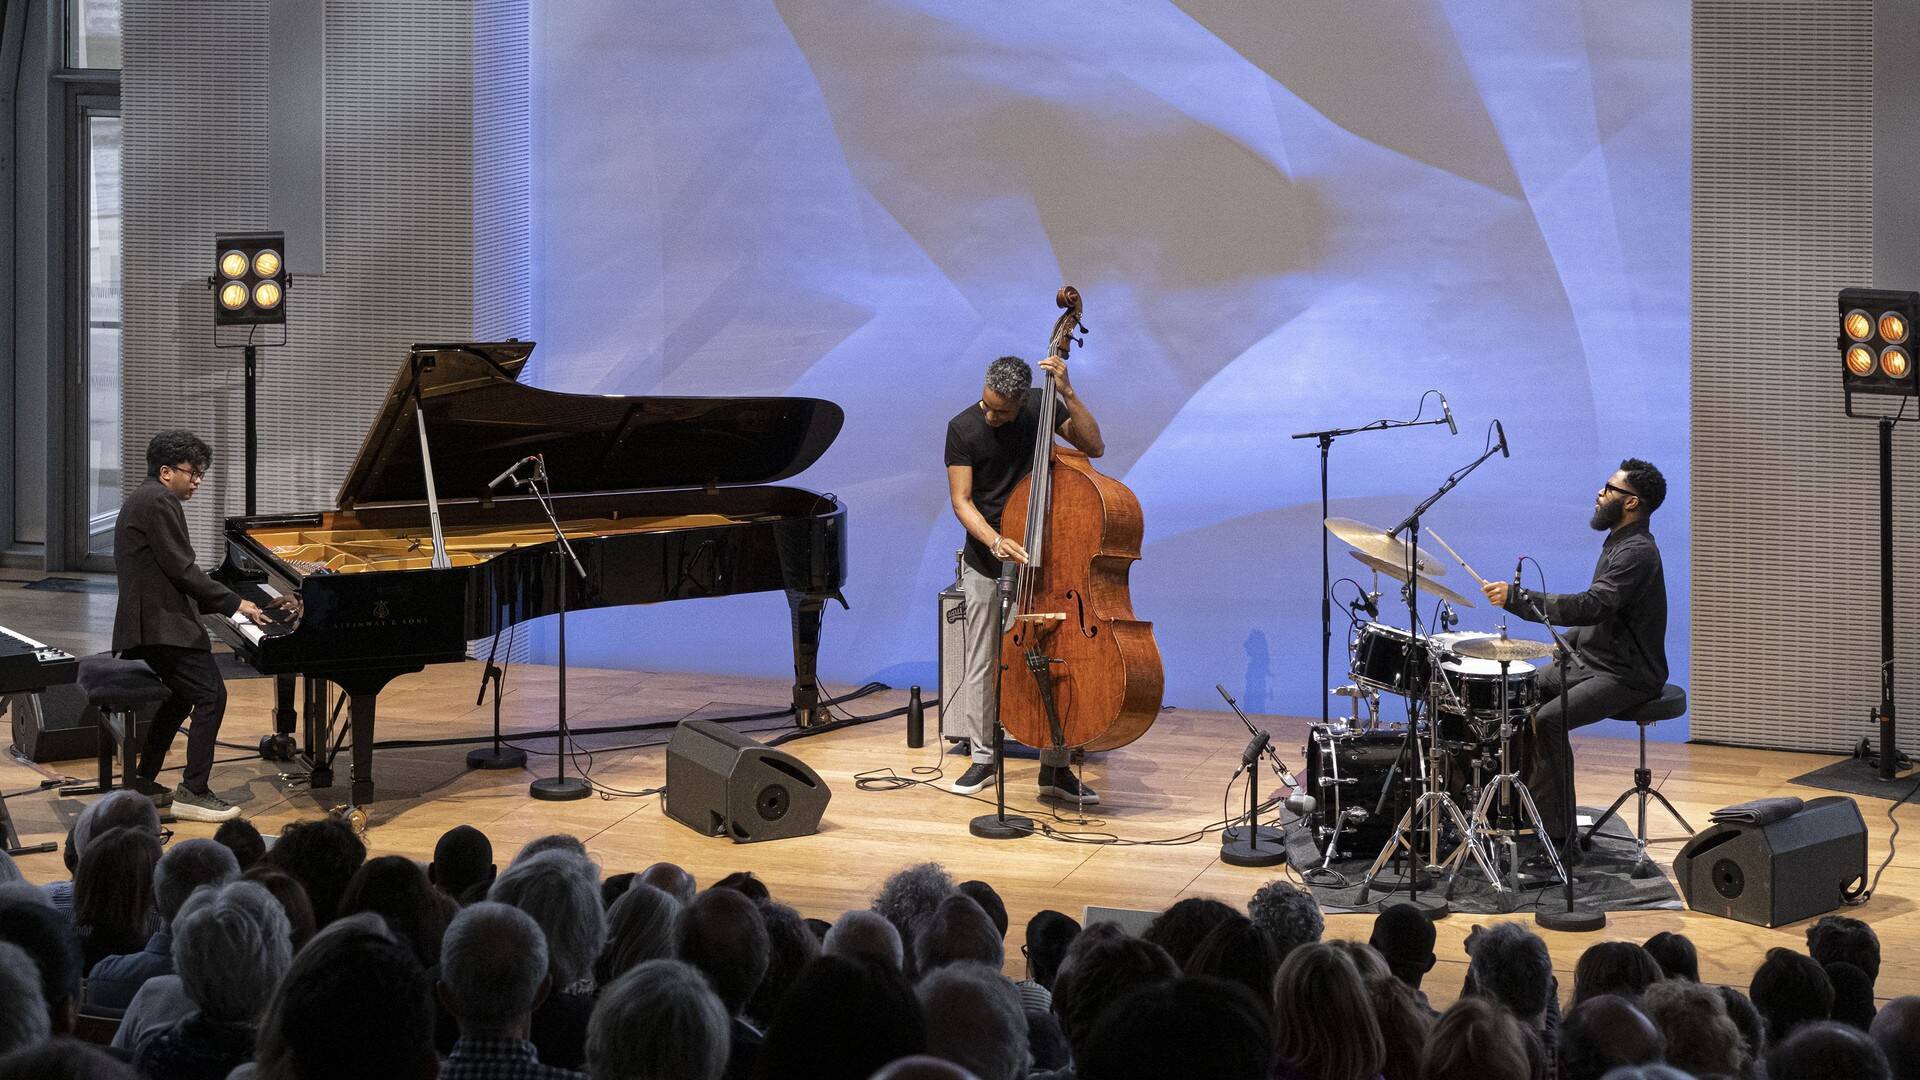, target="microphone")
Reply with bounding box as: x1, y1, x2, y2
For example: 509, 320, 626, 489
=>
1239, 730, 1271, 771
1440, 393, 1458, 436
1508, 555, 1524, 613
1494, 419, 1509, 458
1283, 791, 1317, 815
487, 455, 538, 492
1353, 591, 1378, 620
